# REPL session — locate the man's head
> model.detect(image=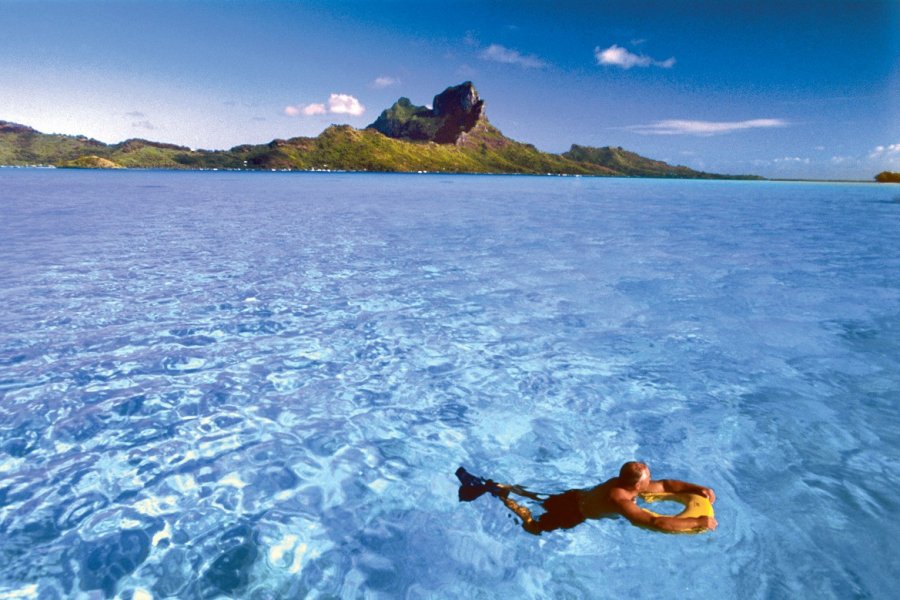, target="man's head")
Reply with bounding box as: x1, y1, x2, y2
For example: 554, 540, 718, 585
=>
619, 461, 650, 489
